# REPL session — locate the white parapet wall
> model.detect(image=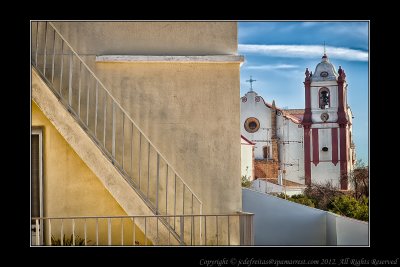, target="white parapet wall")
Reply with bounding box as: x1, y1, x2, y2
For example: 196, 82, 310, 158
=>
251, 179, 305, 196
326, 212, 369, 246
242, 188, 369, 246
